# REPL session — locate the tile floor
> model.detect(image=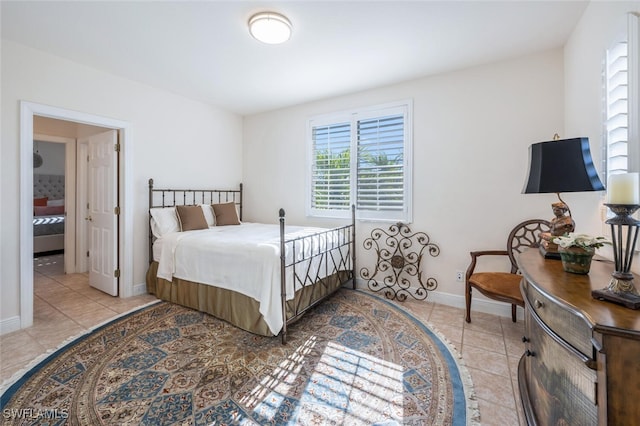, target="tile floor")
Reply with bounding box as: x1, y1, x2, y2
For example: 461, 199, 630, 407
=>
0, 255, 157, 388
1, 255, 526, 425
